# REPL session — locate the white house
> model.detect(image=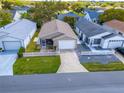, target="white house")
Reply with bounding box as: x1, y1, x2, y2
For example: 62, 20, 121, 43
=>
13, 6, 30, 14
76, 18, 124, 49
10, 10, 21, 21
84, 9, 104, 23
0, 19, 37, 51
39, 19, 77, 50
